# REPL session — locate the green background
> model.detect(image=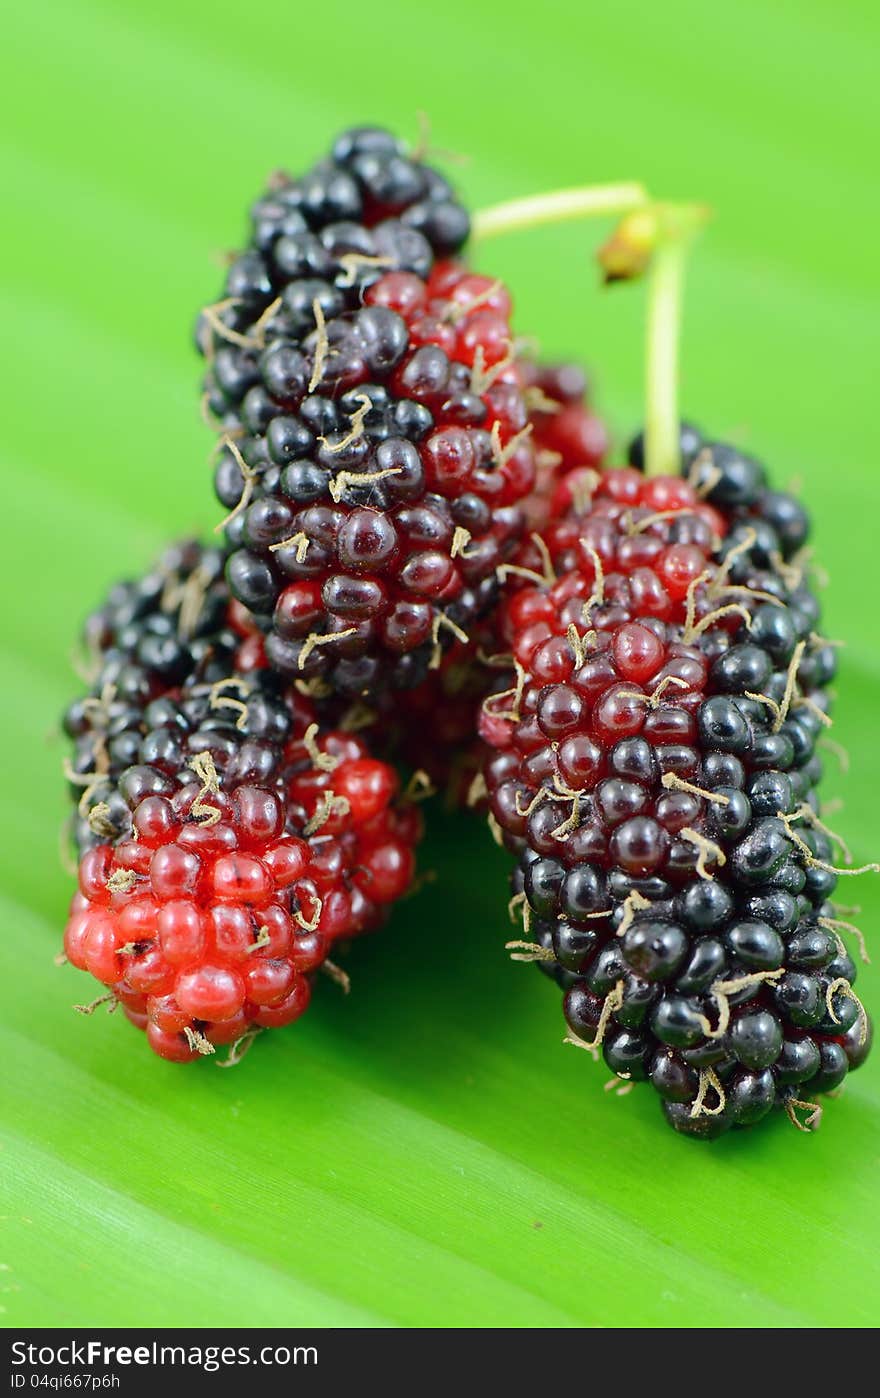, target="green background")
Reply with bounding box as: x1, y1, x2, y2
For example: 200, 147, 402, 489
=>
2, 0, 879, 1329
